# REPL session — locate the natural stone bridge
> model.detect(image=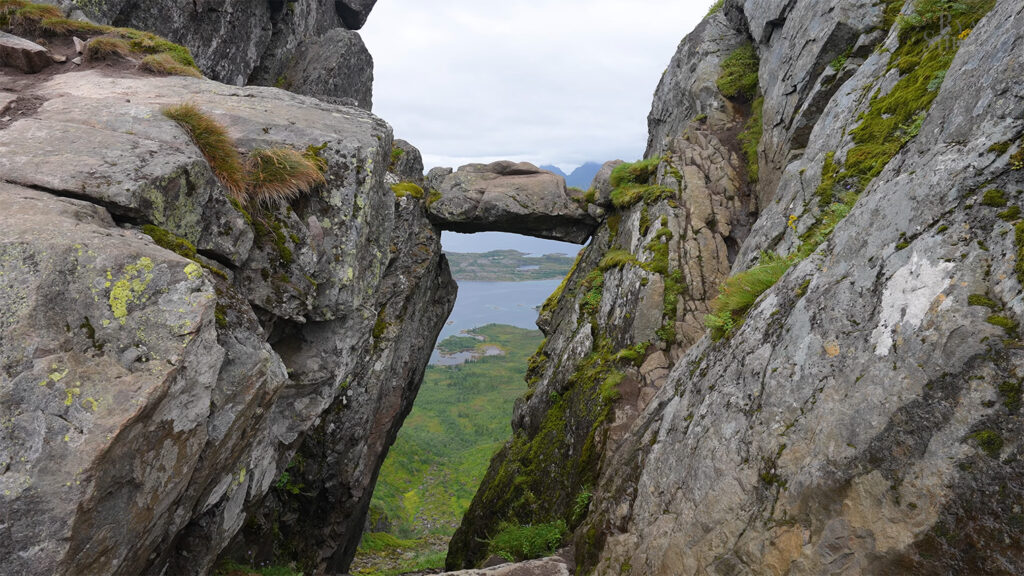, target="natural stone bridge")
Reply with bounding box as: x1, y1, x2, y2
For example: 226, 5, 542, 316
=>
426, 161, 600, 244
